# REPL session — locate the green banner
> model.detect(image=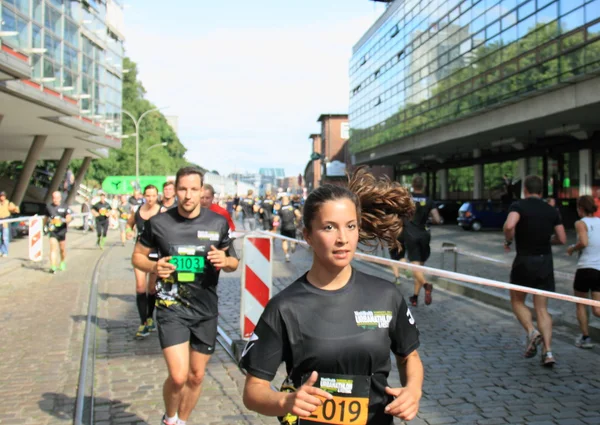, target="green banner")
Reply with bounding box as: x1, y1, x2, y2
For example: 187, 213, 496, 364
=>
102, 176, 168, 195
